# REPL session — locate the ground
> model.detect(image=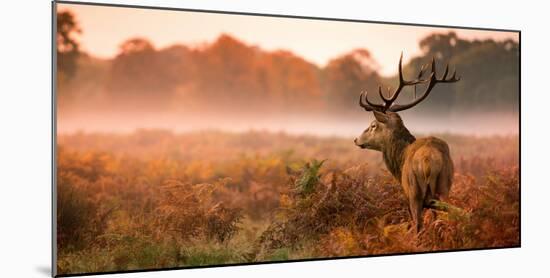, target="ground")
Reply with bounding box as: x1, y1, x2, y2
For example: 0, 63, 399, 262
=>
55, 130, 519, 275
